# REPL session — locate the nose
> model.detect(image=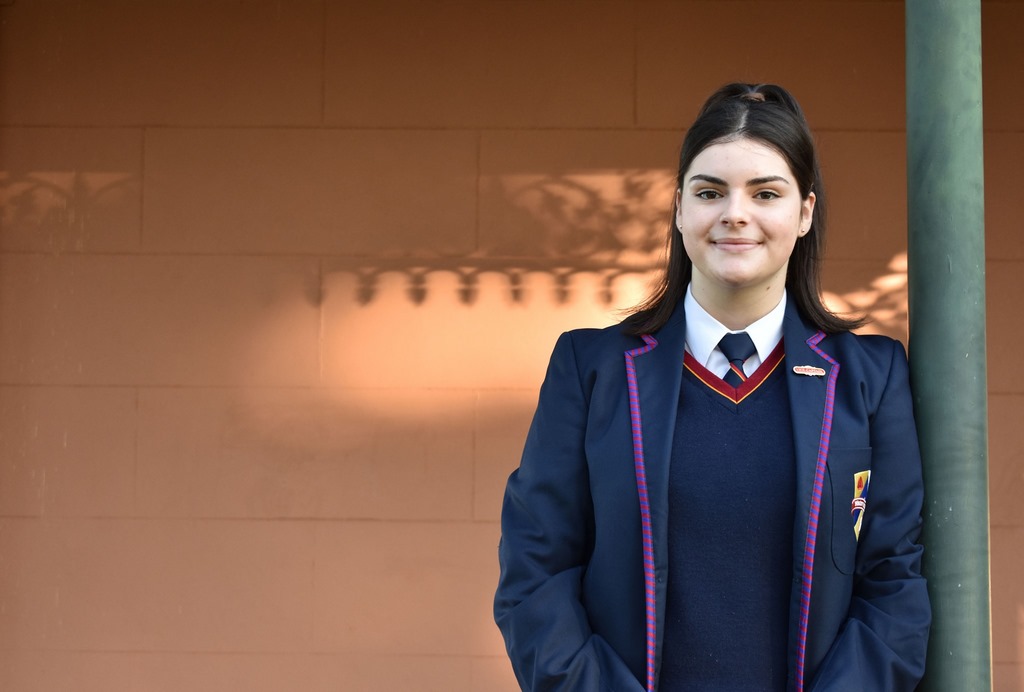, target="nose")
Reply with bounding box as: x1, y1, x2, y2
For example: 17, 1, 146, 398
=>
720, 195, 749, 227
